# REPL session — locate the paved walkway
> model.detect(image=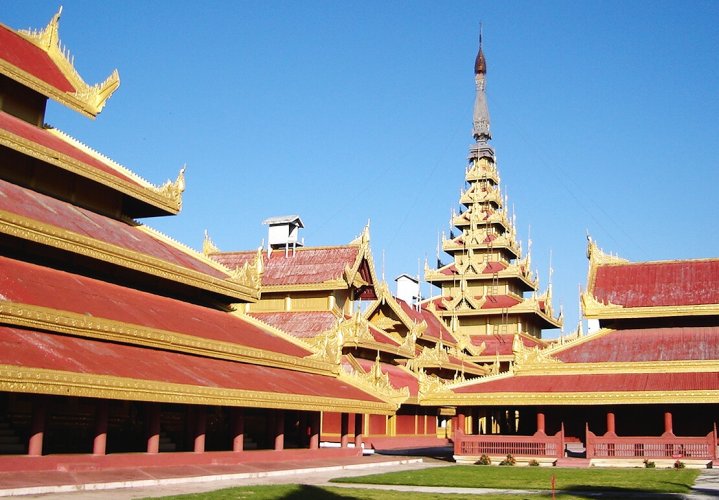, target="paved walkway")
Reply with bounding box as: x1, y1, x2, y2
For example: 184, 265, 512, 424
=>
2, 455, 718, 499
